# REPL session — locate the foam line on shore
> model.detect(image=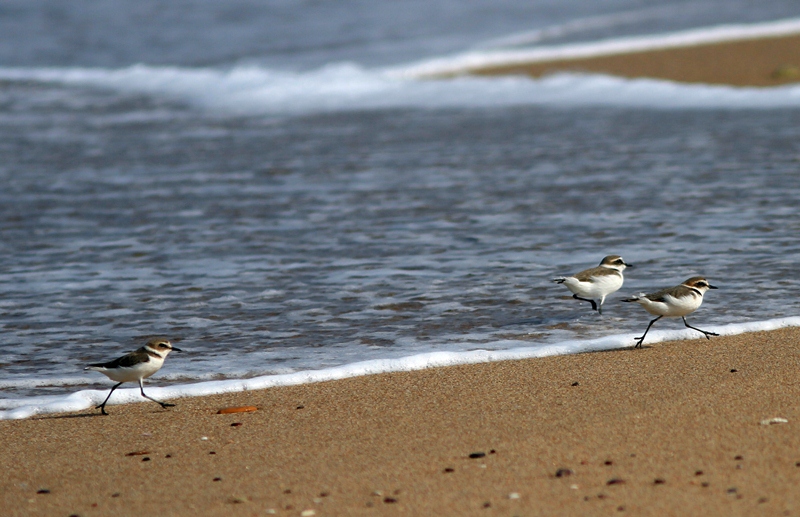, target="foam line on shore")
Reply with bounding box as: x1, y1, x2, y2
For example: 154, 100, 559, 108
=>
3, 64, 800, 113
2, 316, 798, 420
